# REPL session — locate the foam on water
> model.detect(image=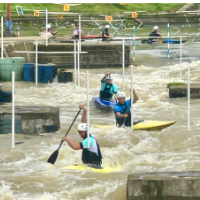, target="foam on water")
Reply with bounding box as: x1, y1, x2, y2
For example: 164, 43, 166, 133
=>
1, 59, 200, 199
